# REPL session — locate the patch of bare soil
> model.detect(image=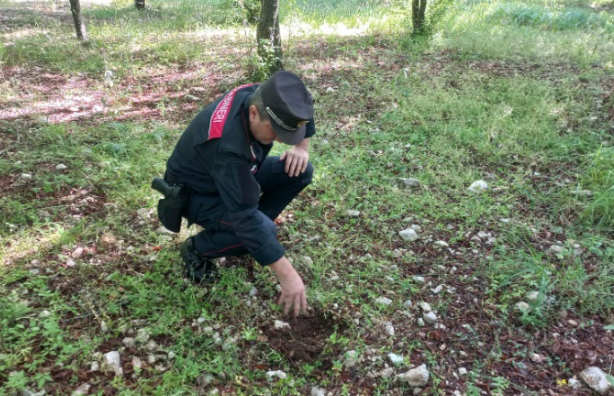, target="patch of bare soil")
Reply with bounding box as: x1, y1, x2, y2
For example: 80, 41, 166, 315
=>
262, 310, 341, 365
